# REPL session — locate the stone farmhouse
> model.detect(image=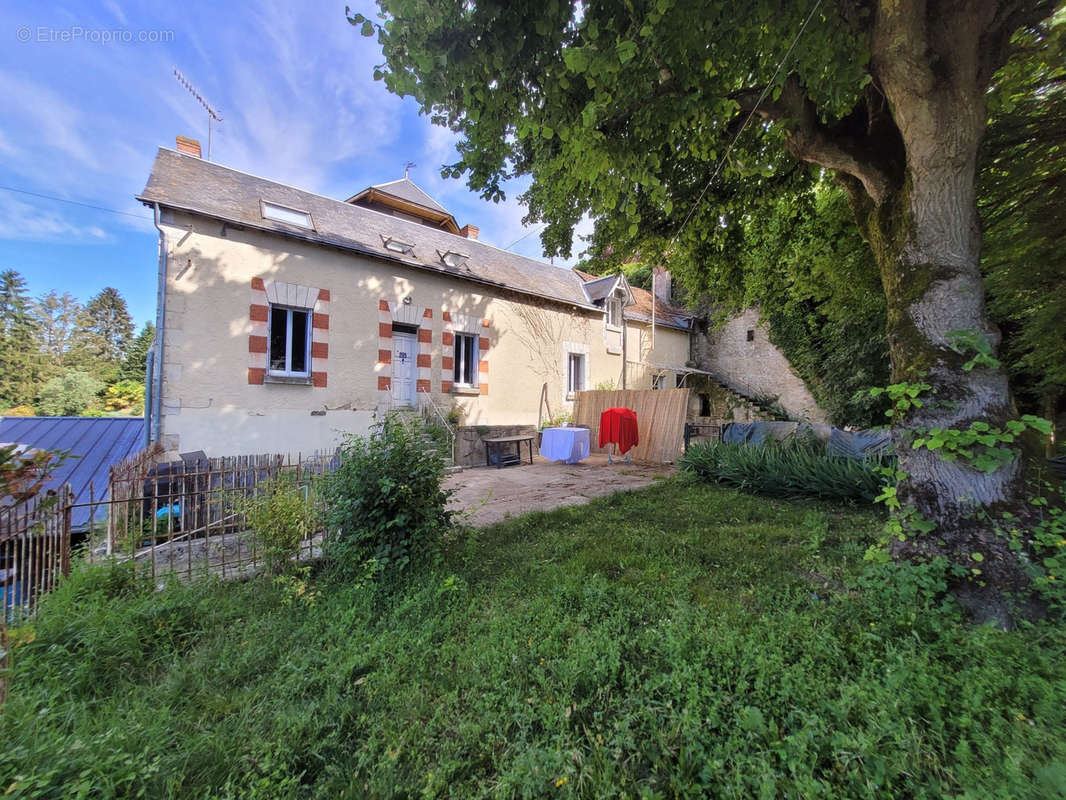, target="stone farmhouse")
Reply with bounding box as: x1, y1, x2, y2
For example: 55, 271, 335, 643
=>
137, 138, 820, 461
